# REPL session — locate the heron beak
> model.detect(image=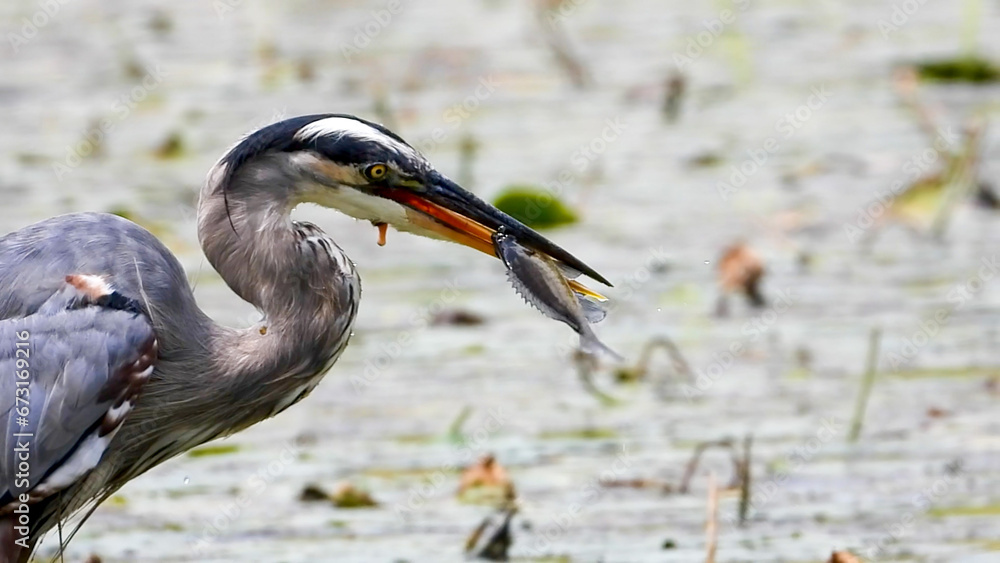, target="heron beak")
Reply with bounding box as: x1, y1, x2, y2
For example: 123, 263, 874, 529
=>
375, 172, 612, 293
